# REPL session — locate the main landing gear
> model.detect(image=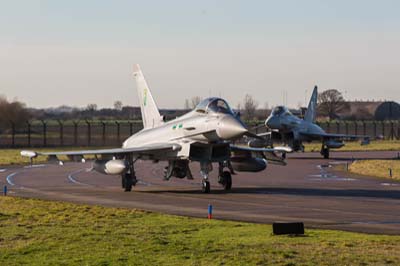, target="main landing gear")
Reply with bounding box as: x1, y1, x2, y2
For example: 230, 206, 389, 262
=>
121, 158, 138, 192
320, 145, 330, 159
199, 161, 234, 193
